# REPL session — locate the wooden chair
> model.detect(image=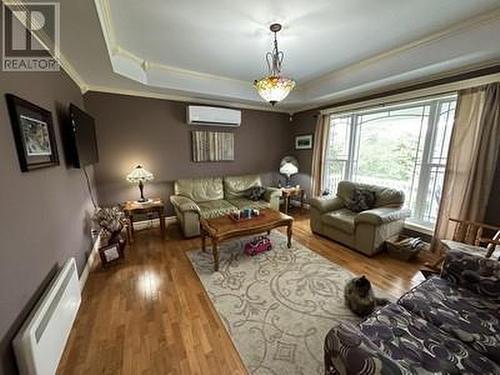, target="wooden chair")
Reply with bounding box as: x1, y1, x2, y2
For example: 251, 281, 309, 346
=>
426, 218, 500, 270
